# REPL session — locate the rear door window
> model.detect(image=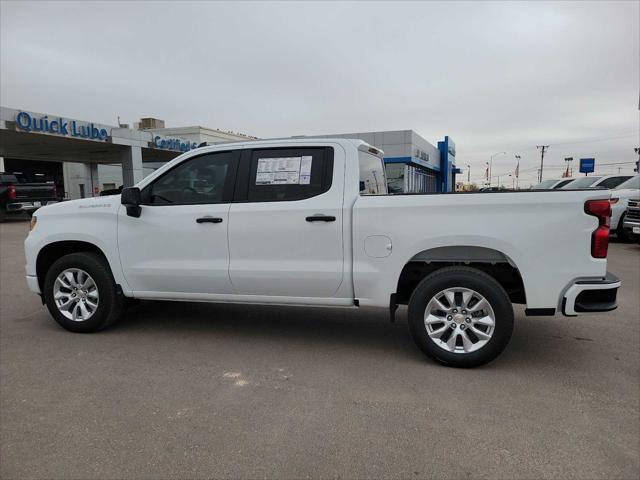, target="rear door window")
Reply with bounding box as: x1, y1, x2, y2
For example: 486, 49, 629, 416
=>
243, 147, 333, 202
